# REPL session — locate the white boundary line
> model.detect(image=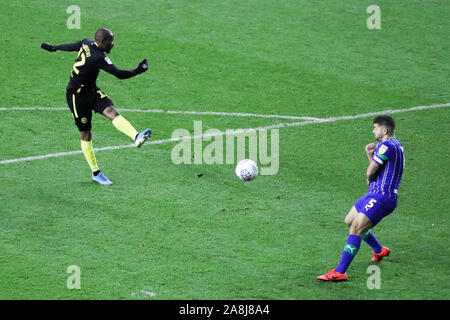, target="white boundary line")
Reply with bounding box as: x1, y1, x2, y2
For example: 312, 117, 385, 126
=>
0, 106, 321, 121
1, 102, 449, 165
